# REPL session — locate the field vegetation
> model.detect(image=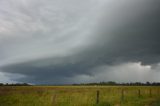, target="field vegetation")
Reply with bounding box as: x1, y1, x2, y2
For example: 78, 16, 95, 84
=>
0, 86, 160, 106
